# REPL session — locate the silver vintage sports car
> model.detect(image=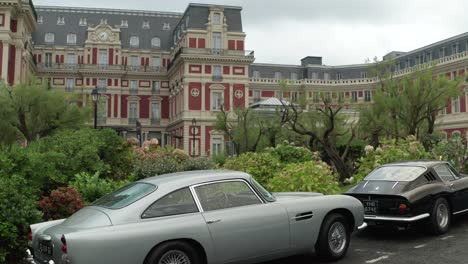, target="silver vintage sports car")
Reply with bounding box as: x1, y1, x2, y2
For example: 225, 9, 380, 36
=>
28, 170, 366, 264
